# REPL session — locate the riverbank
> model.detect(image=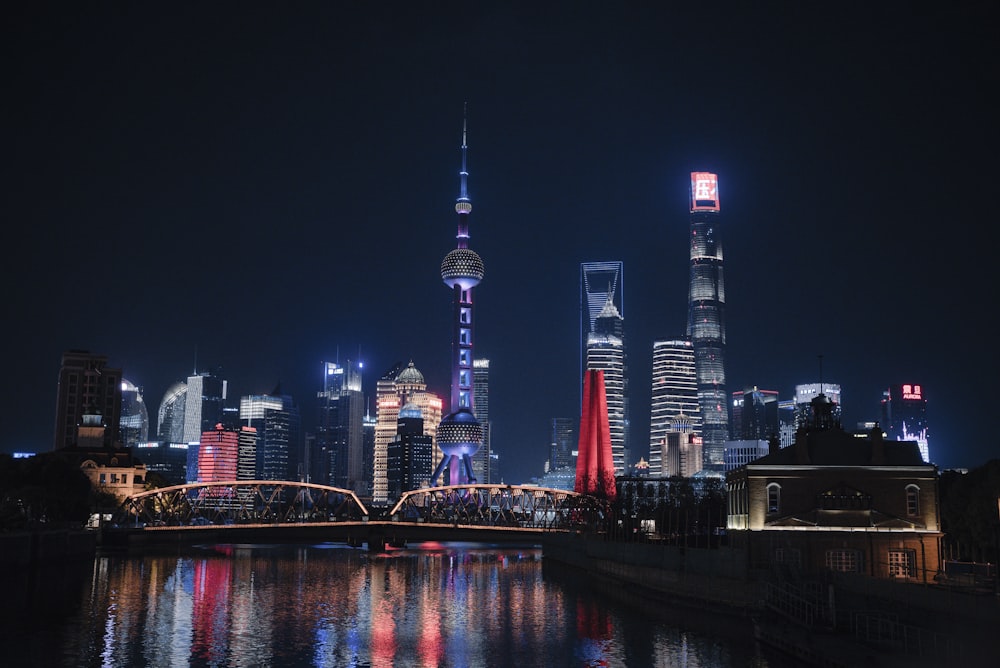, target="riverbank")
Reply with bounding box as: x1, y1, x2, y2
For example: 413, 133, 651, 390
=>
540, 533, 926, 667
0, 528, 96, 565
